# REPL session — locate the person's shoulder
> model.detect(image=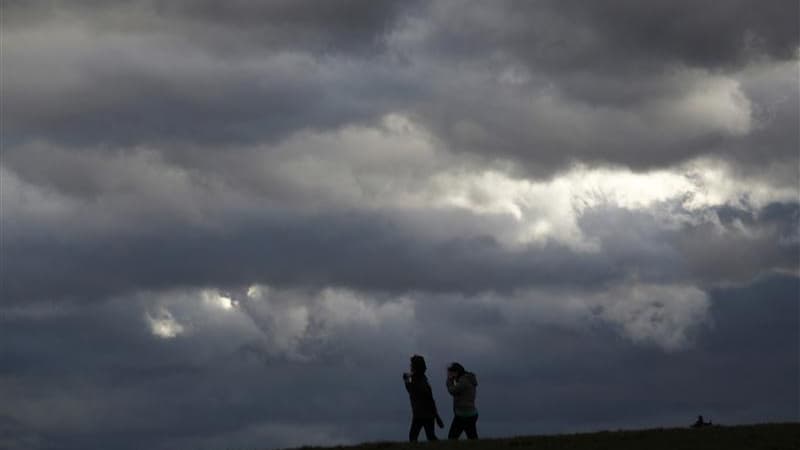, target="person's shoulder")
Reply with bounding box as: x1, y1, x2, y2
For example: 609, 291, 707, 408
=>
411, 373, 429, 383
